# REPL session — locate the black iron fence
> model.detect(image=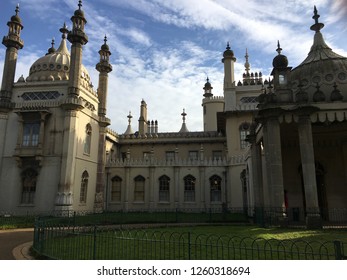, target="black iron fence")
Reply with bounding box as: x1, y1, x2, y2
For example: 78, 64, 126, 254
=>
32, 222, 347, 260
